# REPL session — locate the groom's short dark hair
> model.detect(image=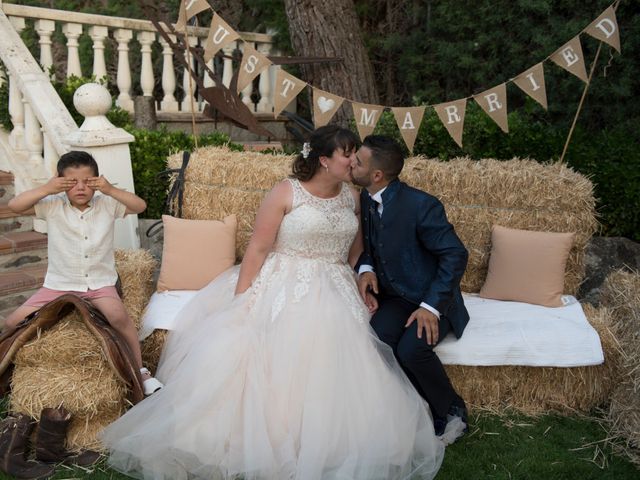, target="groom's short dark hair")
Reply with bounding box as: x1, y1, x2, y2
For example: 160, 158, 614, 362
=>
362, 135, 404, 181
